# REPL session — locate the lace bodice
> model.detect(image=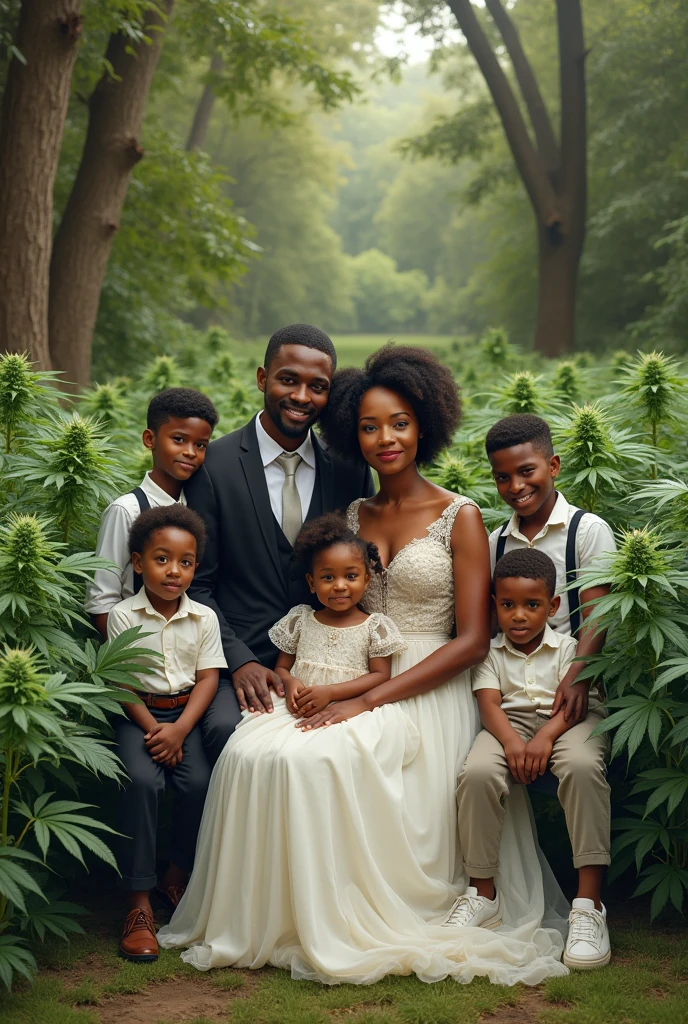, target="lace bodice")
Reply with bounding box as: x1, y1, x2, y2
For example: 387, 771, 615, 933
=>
346, 496, 478, 635
269, 605, 407, 686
